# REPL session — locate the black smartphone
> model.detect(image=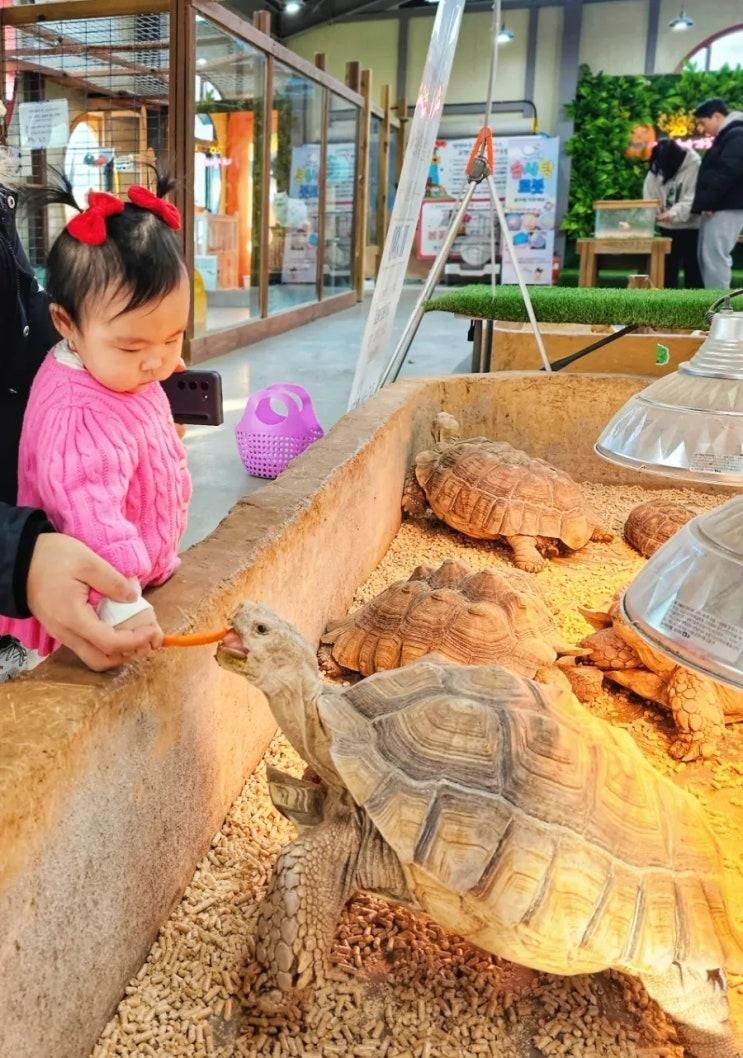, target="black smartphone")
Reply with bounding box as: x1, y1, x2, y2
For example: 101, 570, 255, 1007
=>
161, 370, 224, 426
